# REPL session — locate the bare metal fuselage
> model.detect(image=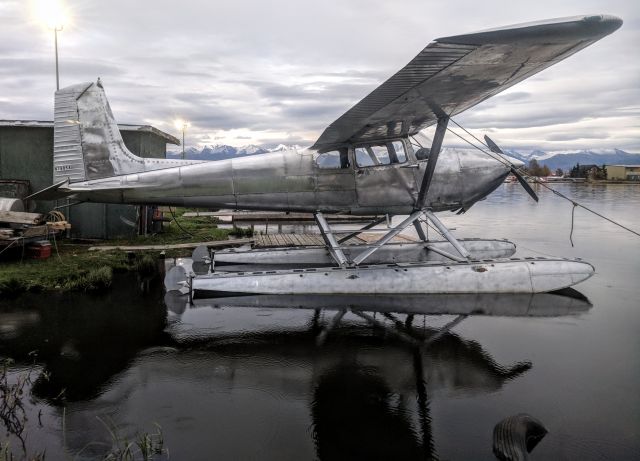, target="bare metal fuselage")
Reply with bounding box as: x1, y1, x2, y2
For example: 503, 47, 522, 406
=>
68, 145, 512, 215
